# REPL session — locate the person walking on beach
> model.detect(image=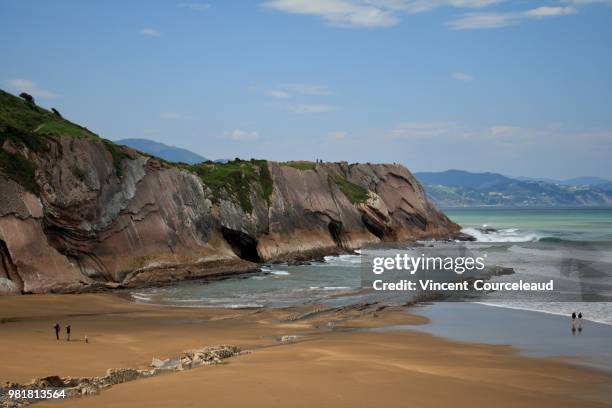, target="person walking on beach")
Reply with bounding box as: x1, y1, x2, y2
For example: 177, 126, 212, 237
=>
66, 324, 71, 341
571, 312, 577, 332
53, 323, 60, 340
578, 312, 583, 332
